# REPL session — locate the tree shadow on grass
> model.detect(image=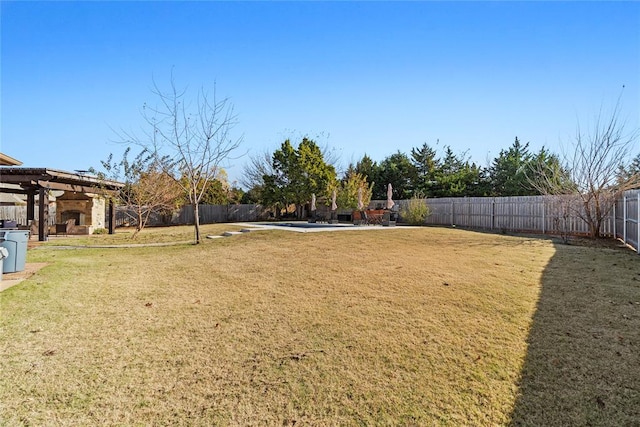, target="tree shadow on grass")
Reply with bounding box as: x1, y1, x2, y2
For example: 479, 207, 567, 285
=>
510, 241, 640, 426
